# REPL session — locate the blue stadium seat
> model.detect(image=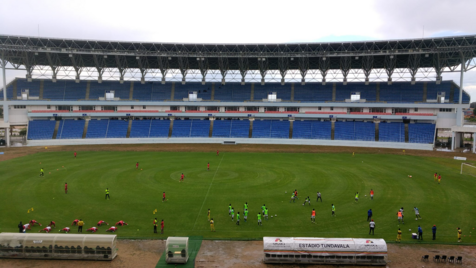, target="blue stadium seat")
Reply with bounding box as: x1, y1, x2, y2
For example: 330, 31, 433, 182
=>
151, 83, 172, 101
174, 83, 212, 100
89, 81, 130, 100
408, 123, 435, 143
42, 80, 67, 100
214, 84, 251, 101
270, 121, 290, 138
130, 120, 151, 138
16, 79, 41, 98
172, 120, 192, 137
106, 120, 129, 138
149, 120, 170, 137
190, 120, 210, 137
212, 120, 232, 138
334, 121, 356, 140
253, 84, 292, 101
379, 122, 405, 142
294, 83, 333, 102
252, 120, 271, 138
354, 122, 375, 141
86, 120, 109, 138
335, 83, 377, 101
63, 81, 87, 100
230, 120, 250, 138
27, 120, 56, 140
133, 83, 153, 100
292, 120, 332, 140
58, 120, 85, 139
293, 120, 312, 139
